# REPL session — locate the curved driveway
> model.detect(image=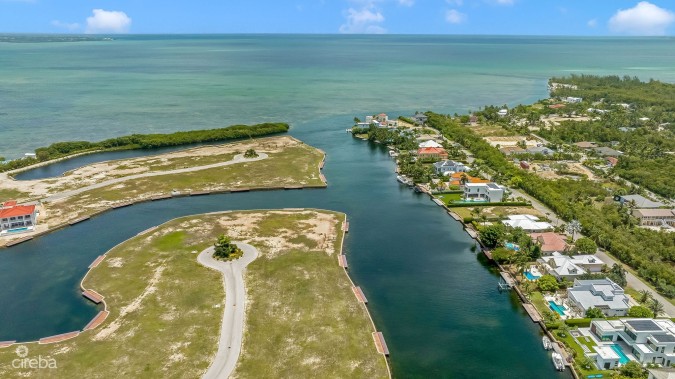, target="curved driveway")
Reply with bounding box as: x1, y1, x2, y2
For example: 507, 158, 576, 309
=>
42, 153, 268, 202
198, 243, 259, 379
